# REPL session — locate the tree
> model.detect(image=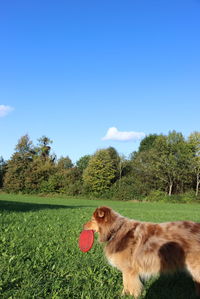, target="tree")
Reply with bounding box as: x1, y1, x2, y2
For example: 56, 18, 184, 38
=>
4, 135, 35, 192
131, 149, 160, 194
83, 149, 116, 194
57, 156, 73, 170
107, 147, 120, 183
138, 134, 160, 152
41, 156, 76, 193
25, 157, 56, 193
189, 132, 200, 196
36, 136, 53, 160
151, 131, 192, 195
0, 156, 6, 188
15, 134, 34, 155
62, 167, 82, 195
4, 135, 56, 193
76, 155, 91, 173
131, 131, 193, 196
118, 155, 132, 186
